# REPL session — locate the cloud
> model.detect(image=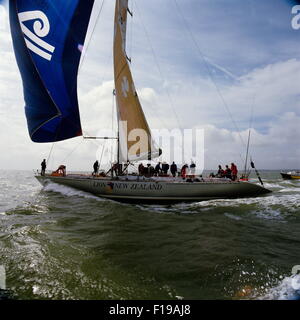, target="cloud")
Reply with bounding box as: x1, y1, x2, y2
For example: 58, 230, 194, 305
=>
0, 0, 299, 171
202, 111, 300, 170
